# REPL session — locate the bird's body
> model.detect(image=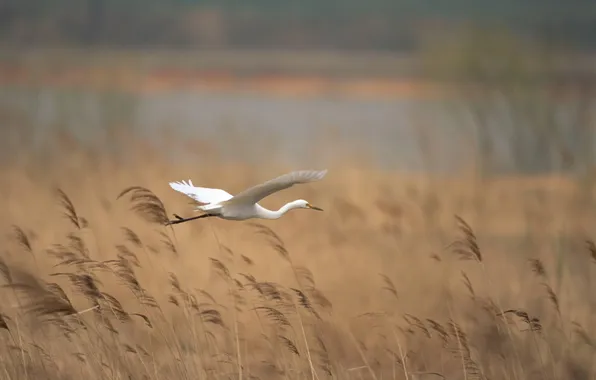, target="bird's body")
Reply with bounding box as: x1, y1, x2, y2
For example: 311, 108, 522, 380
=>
166, 169, 327, 225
